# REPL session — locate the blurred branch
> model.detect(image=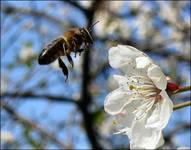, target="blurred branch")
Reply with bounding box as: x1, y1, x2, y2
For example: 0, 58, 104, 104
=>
2, 4, 66, 27
164, 123, 191, 143
77, 1, 103, 149
1, 101, 69, 149
167, 123, 191, 137
90, 61, 110, 79
1, 92, 78, 104
64, 0, 88, 14
164, 123, 191, 147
